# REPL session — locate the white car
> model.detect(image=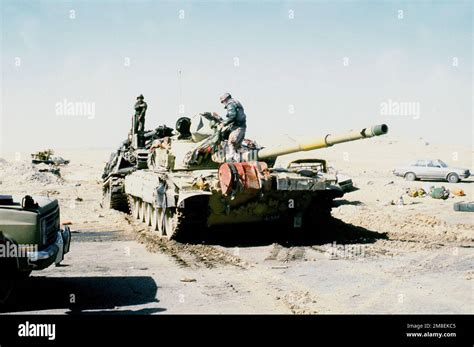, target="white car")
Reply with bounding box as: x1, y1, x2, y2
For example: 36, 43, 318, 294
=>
393, 159, 470, 183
